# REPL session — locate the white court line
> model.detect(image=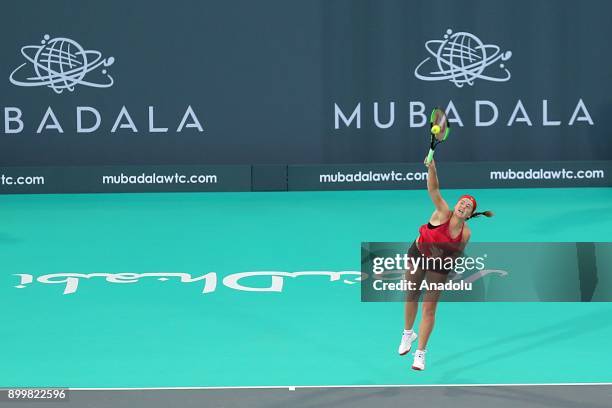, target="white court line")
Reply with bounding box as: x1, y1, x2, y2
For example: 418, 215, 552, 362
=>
68, 382, 612, 391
